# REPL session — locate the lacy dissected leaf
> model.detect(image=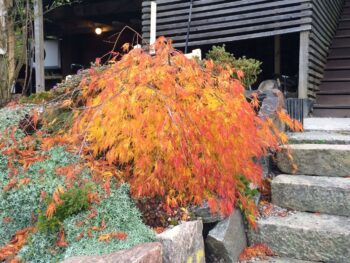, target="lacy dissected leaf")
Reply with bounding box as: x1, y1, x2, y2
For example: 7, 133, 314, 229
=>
71, 37, 295, 220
